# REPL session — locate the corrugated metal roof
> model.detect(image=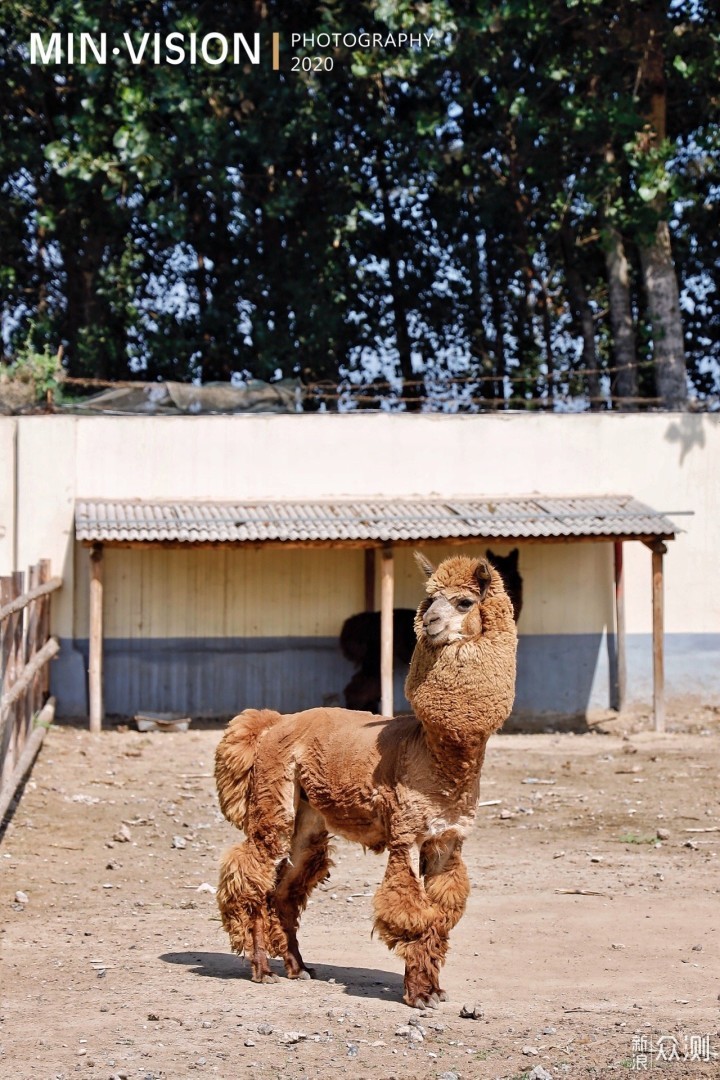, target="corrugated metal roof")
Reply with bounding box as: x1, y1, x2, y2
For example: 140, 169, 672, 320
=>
75, 496, 678, 545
